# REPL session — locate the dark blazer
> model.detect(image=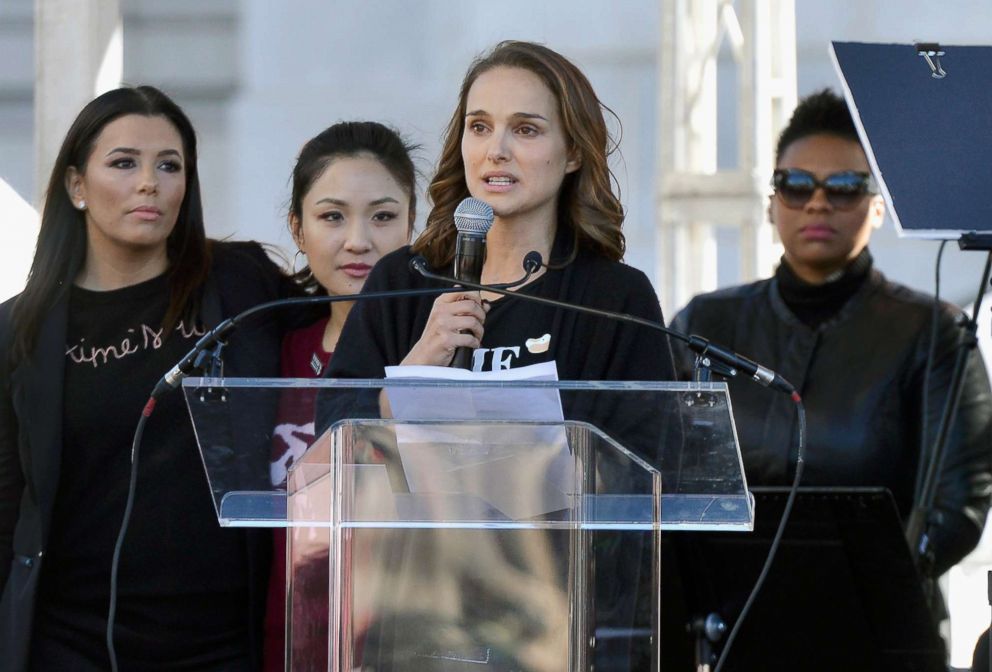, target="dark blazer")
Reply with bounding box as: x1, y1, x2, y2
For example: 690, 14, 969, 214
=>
0, 241, 296, 671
